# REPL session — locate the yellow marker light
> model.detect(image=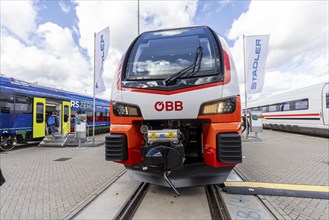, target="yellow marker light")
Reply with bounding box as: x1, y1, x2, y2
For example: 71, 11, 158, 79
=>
199, 97, 236, 115
203, 103, 218, 114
